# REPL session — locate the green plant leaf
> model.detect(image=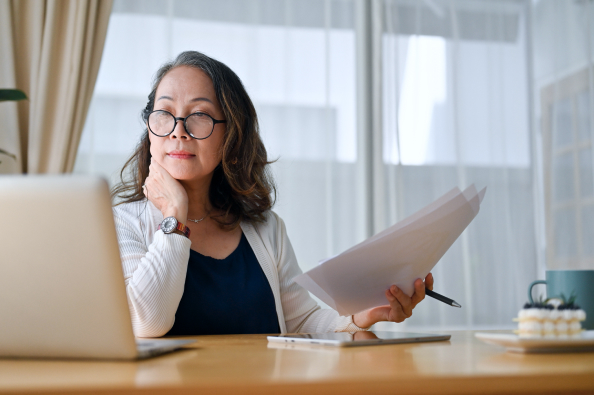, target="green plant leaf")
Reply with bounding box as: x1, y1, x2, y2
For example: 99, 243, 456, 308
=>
567, 291, 578, 306
559, 293, 567, 304
534, 293, 546, 306
0, 89, 28, 102
0, 148, 17, 160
